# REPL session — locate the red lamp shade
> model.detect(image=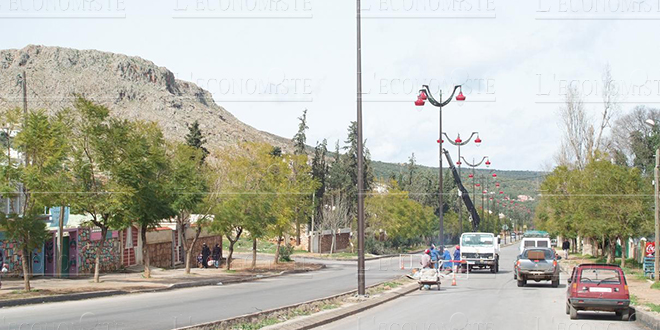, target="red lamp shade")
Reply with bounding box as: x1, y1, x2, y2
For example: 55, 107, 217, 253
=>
474, 136, 482, 145
475, 183, 481, 187
490, 198, 493, 201
456, 161, 462, 165
455, 137, 462, 144
495, 183, 500, 187
437, 139, 444, 144
485, 160, 491, 166
483, 190, 487, 194
419, 91, 428, 100
456, 91, 466, 101
468, 174, 474, 178
492, 173, 497, 178
499, 191, 503, 194
415, 98, 425, 106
